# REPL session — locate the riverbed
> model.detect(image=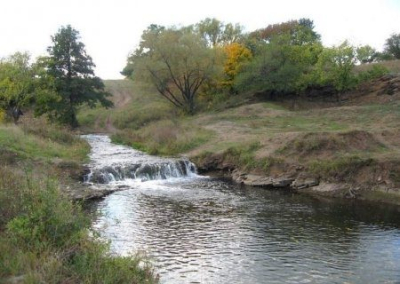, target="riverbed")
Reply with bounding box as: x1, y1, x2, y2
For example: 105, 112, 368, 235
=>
84, 135, 400, 284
